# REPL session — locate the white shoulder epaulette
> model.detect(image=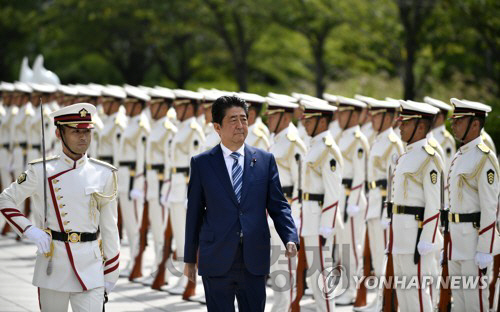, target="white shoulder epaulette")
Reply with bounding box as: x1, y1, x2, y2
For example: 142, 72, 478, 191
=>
477, 143, 490, 154
29, 155, 59, 165
89, 158, 117, 171
423, 144, 436, 156
190, 120, 205, 140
